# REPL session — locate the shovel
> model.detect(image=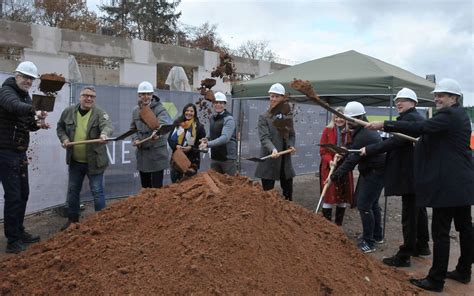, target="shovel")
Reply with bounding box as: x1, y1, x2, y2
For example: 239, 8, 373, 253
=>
139, 105, 160, 130
244, 148, 294, 162
315, 154, 341, 213
318, 143, 361, 155
65, 129, 137, 146
133, 124, 175, 146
